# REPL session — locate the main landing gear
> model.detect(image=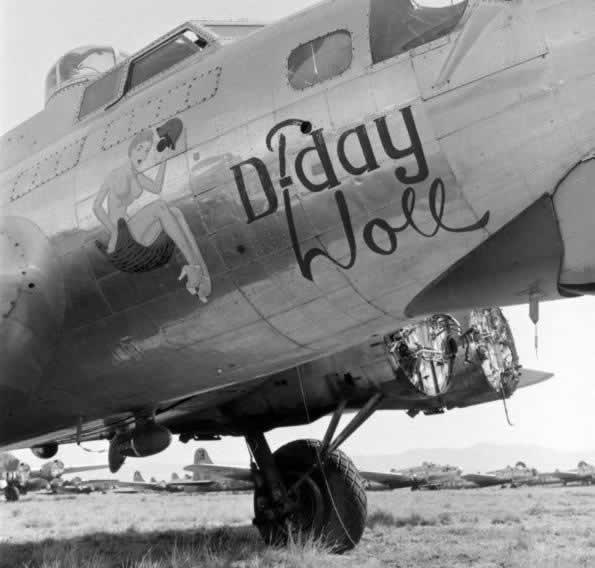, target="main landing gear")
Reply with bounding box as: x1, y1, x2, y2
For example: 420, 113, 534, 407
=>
245, 392, 383, 553
4, 473, 21, 502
